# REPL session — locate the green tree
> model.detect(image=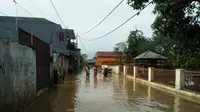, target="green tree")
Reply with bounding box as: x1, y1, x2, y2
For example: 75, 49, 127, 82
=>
81, 54, 88, 60
126, 29, 153, 57
113, 42, 127, 52
127, 0, 200, 70
79, 54, 88, 67
113, 42, 127, 65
